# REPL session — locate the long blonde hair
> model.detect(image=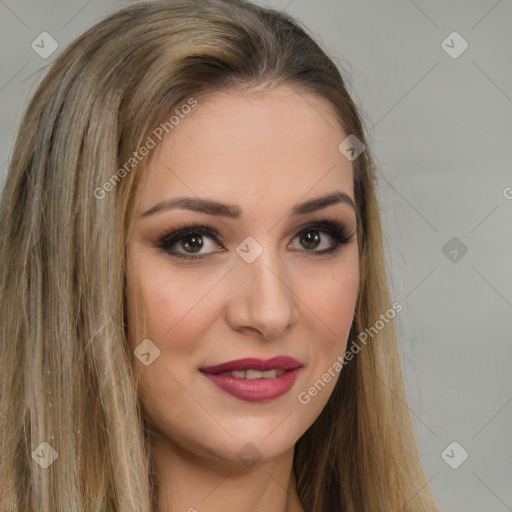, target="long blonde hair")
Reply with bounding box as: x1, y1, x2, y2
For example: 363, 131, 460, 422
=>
0, 1, 439, 510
